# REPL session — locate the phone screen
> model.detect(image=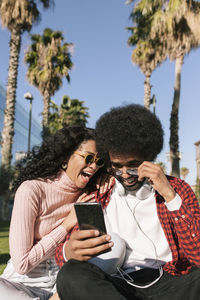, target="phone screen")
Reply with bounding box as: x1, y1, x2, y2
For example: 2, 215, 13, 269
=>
74, 202, 107, 235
